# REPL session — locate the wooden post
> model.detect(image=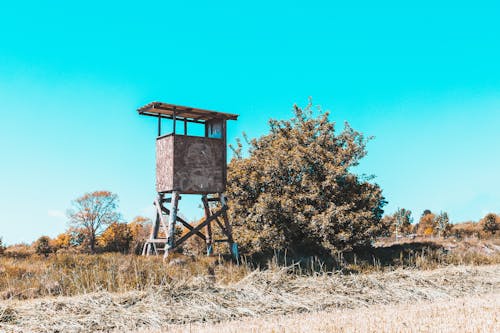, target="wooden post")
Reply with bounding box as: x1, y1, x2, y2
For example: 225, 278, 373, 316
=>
142, 194, 163, 256
143, 213, 160, 256
164, 191, 180, 258
157, 114, 162, 137
220, 193, 236, 258
222, 120, 227, 189
201, 195, 214, 256
173, 106, 177, 134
